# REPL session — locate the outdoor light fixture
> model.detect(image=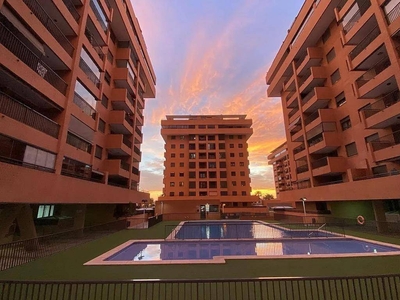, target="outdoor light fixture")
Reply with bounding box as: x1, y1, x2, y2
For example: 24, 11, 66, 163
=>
300, 197, 307, 218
